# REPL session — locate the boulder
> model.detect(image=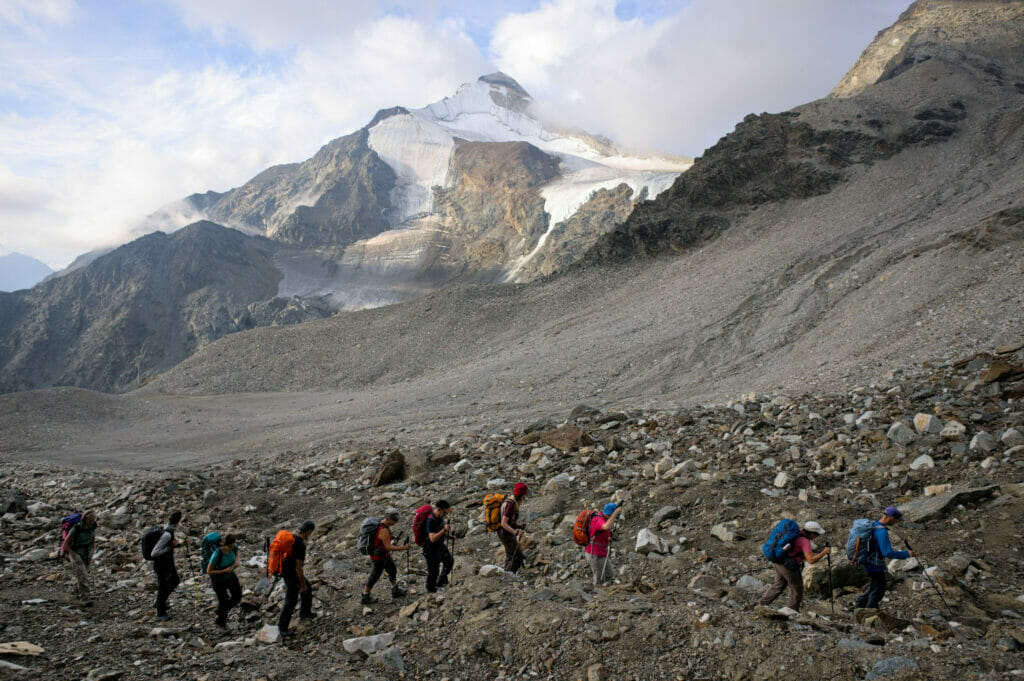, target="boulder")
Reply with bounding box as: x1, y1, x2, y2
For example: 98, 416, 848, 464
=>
0, 489, 27, 515
479, 565, 506, 577
343, 632, 395, 654
735, 575, 763, 591
864, 657, 920, 680
539, 425, 594, 452
543, 472, 573, 492
887, 422, 917, 446
202, 489, 218, 507
453, 458, 472, 473
650, 505, 681, 526
773, 471, 789, 488
940, 420, 966, 439
1002, 428, 1024, 448
635, 528, 669, 555
255, 625, 279, 644
804, 557, 867, 595
913, 414, 943, 434
909, 454, 934, 471
970, 432, 994, 452
899, 486, 999, 523
369, 646, 405, 672
710, 523, 743, 542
